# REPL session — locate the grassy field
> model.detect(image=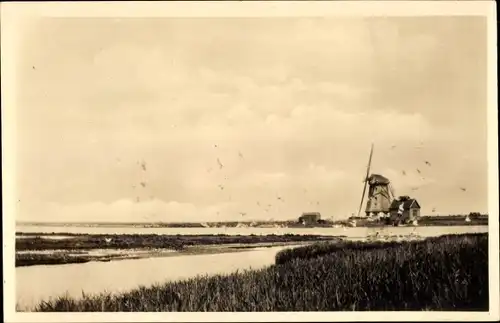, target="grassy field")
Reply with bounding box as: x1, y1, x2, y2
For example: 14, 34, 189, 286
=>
16, 253, 101, 267
416, 215, 488, 226
16, 233, 344, 251
33, 233, 488, 312
16, 234, 343, 267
